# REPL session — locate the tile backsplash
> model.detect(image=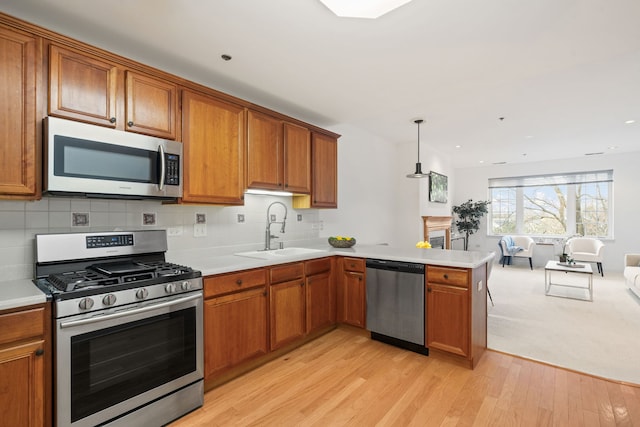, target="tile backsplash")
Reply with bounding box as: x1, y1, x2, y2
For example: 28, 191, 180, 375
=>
0, 195, 321, 281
